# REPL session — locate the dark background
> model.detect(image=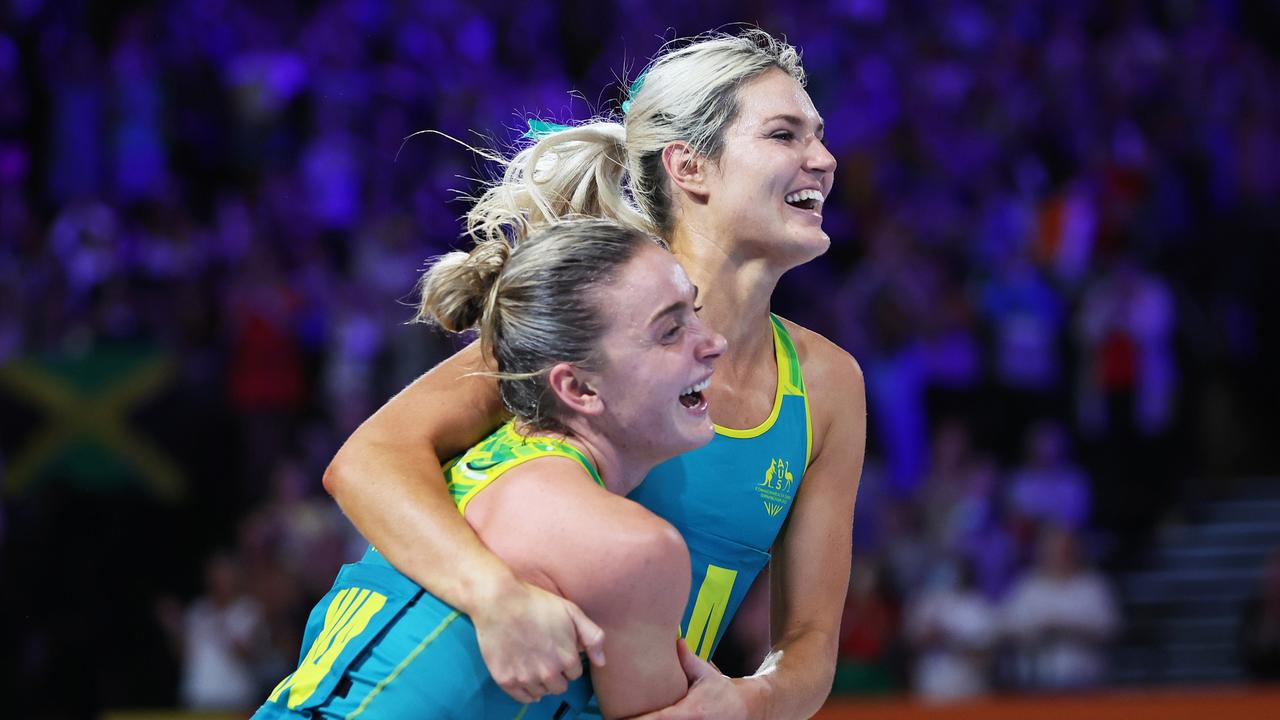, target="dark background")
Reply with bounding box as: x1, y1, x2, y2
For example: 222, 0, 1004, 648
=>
2, 0, 1279, 716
